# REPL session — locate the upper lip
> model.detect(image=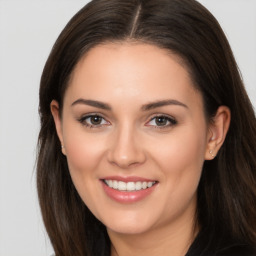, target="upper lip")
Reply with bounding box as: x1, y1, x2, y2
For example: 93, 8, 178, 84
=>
101, 176, 157, 182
